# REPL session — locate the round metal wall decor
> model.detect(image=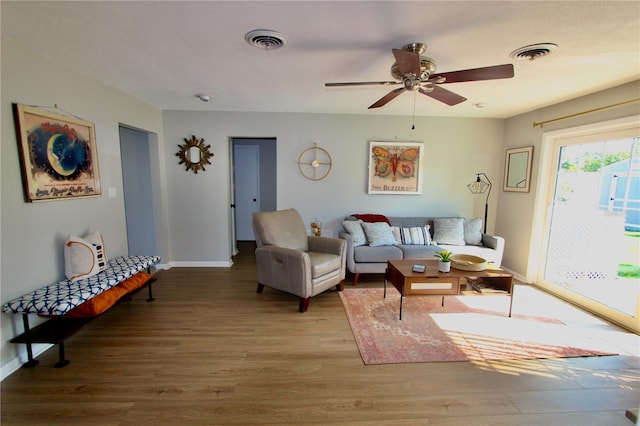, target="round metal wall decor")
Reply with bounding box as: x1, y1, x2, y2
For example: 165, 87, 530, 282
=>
176, 135, 213, 174
297, 143, 333, 181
